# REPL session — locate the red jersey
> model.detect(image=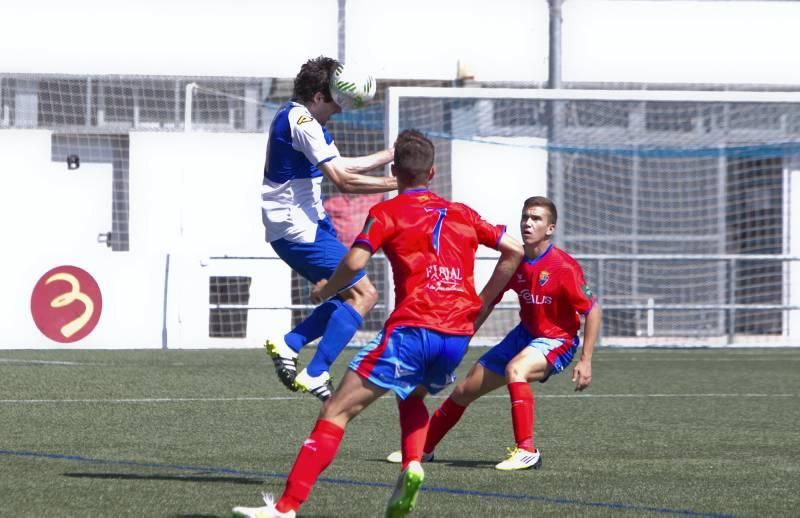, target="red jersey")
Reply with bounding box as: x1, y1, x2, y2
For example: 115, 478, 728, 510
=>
494, 244, 596, 340
354, 189, 506, 336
